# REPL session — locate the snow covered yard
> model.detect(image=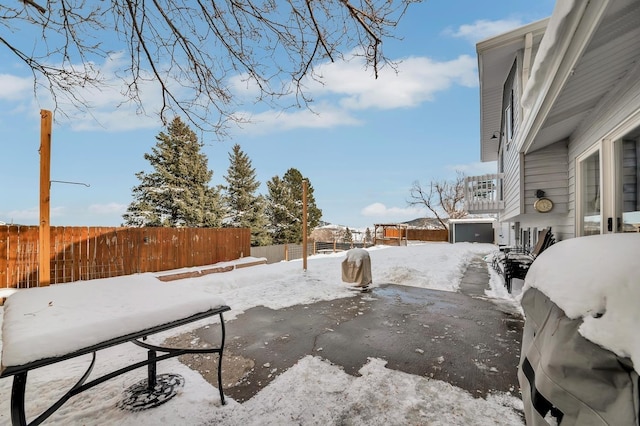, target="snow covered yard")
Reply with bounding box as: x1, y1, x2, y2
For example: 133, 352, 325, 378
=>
0, 242, 527, 425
